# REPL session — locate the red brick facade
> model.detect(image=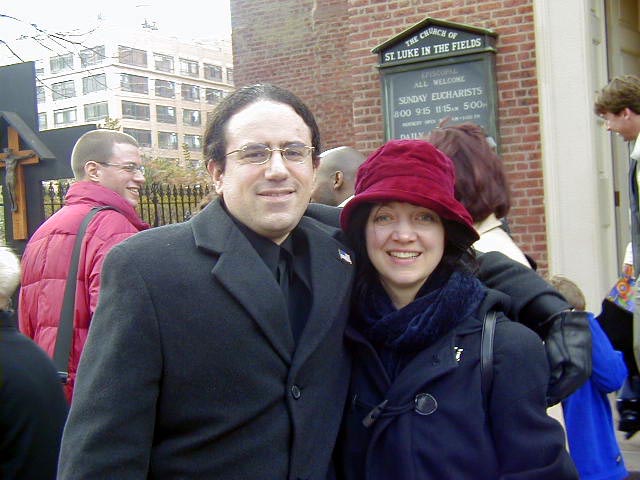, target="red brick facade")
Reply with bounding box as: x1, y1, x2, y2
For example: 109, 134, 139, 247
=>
230, 0, 547, 269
